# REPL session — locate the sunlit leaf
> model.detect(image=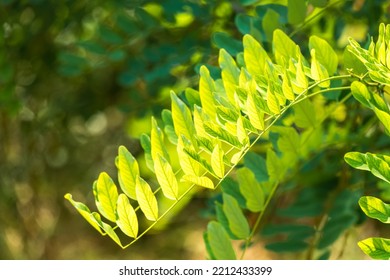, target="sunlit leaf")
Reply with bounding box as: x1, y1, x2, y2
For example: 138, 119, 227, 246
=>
116, 145, 139, 200
206, 221, 236, 260
116, 194, 138, 238
310, 49, 330, 88
211, 143, 225, 178
154, 154, 178, 200
246, 89, 265, 130
199, 66, 217, 119
309, 35, 338, 75
151, 117, 169, 162
219, 49, 240, 104
243, 34, 270, 78
359, 196, 390, 223
136, 177, 158, 221
64, 194, 104, 234
93, 172, 118, 222
170, 91, 196, 145
181, 174, 214, 189
358, 237, 390, 260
